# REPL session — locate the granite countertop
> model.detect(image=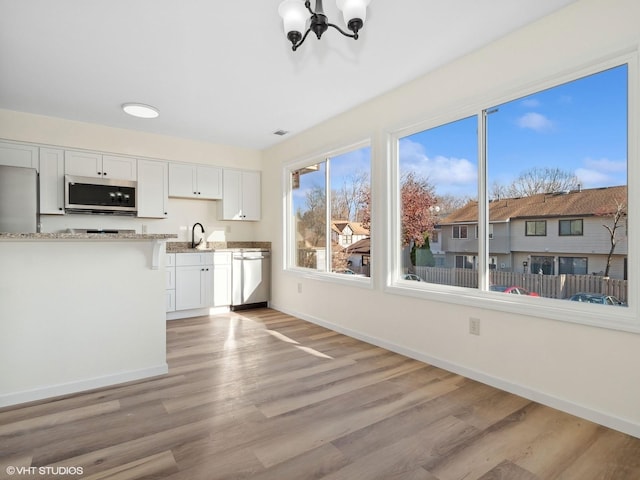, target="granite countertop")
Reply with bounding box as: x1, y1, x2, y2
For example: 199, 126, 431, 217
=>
0, 233, 178, 240
166, 241, 271, 253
